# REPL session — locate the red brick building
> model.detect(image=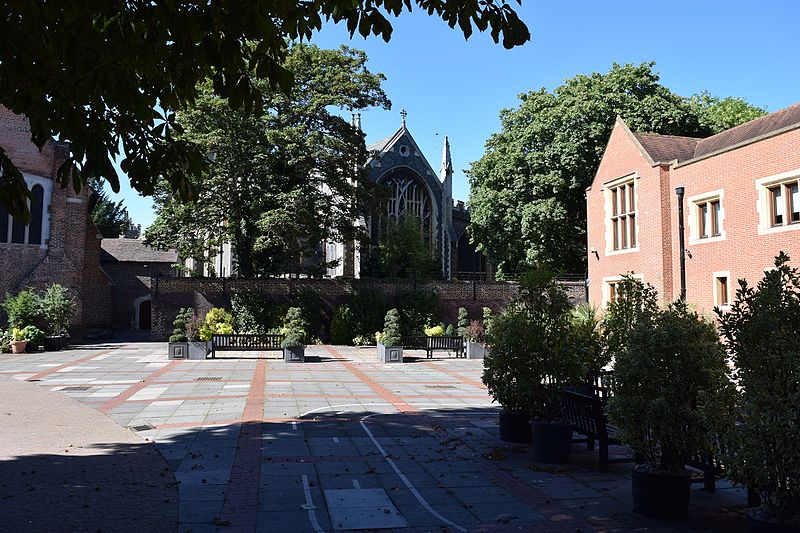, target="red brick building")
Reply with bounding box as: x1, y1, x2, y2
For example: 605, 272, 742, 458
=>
0, 107, 114, 333
587, 104, 800, 312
